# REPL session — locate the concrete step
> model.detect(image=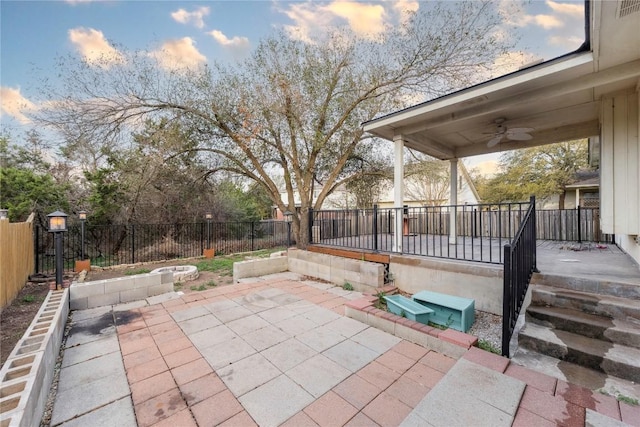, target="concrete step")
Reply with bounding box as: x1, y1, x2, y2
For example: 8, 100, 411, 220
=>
531, 273, 640, 300
532, 284, 640, 323
526, 305, 640, 349
518, 321, 640, 383
511, 346, 640, 402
